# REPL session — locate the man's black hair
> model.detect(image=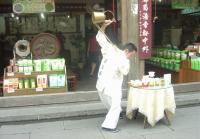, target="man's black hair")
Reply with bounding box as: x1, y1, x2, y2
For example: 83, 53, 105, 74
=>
123, 43, 137, 52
